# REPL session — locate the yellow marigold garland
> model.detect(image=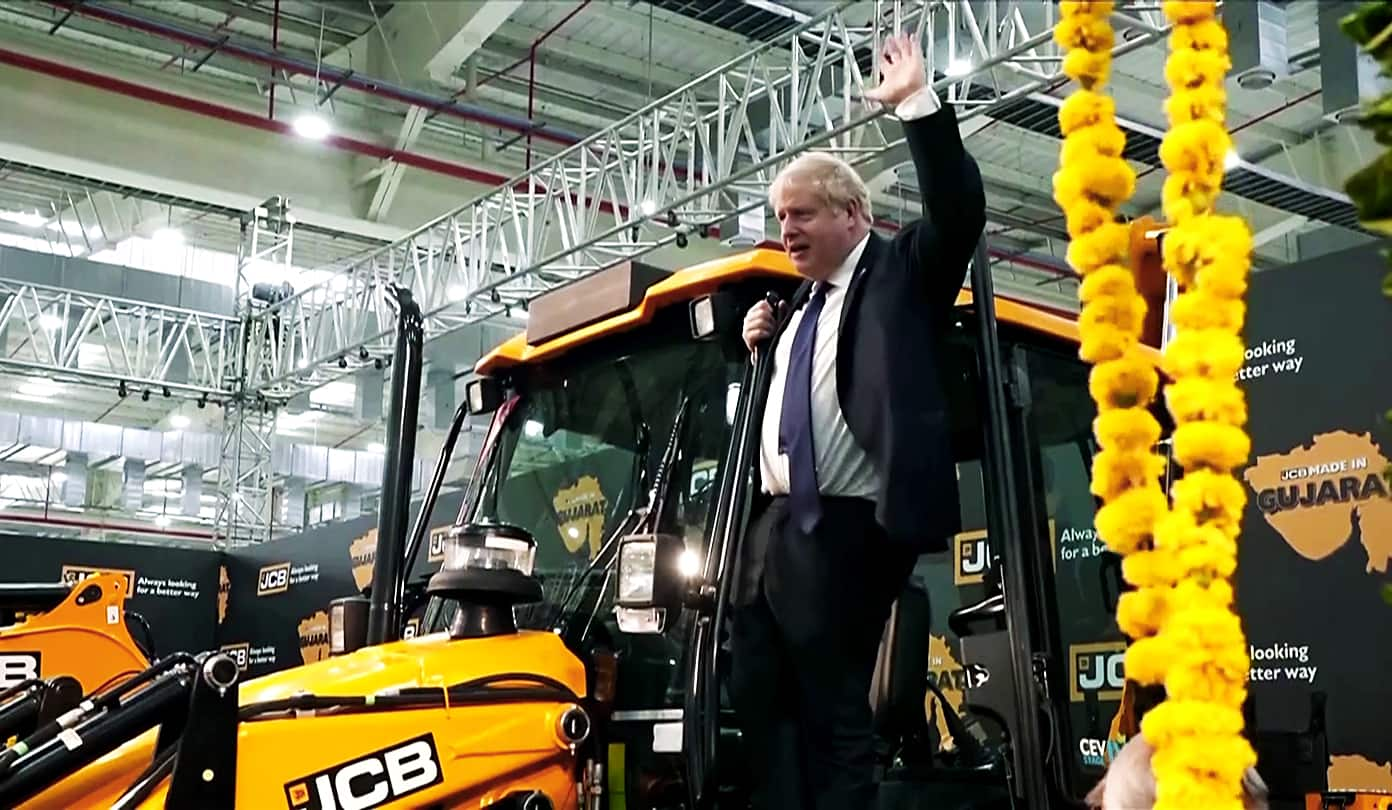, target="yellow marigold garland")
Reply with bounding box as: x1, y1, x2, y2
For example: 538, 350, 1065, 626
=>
1053, 1, 1173, 691
1140, 3, 1257, 808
